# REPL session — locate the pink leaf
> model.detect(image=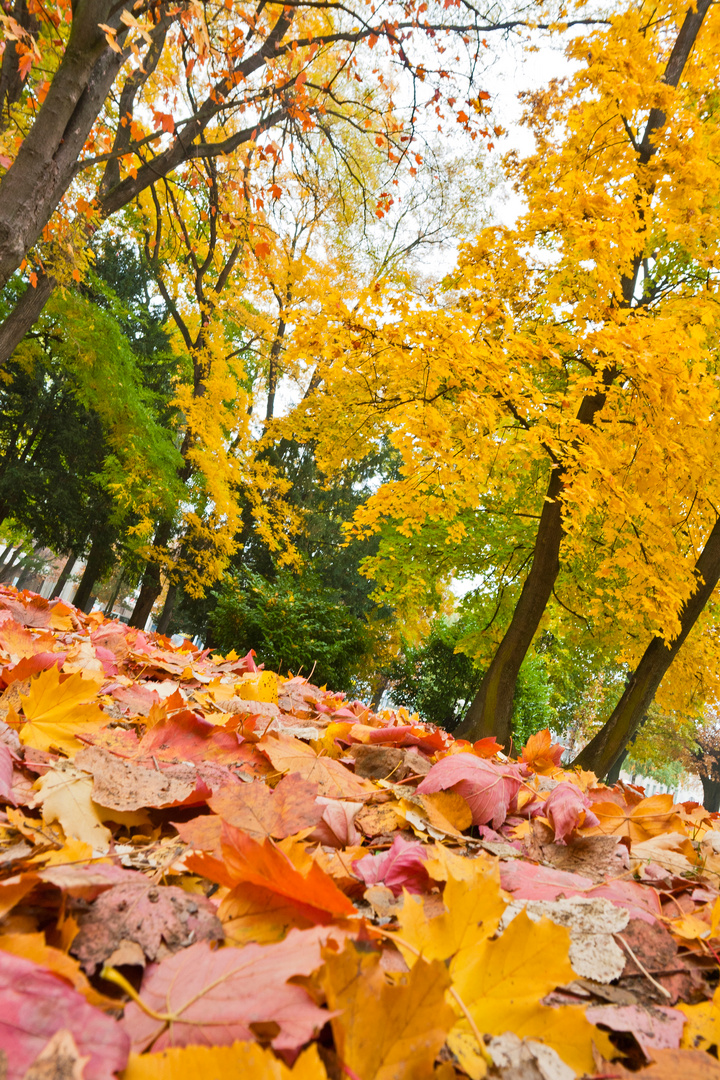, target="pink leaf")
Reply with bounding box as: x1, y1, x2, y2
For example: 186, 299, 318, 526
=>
544, 781, 599, 842
122, 928, 342, 1056
416, 753, 527, 828
499, 861, 662, 924
353, 833, 430, 896
0, 950, 129, 1080
585, 1004, 685, 1055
